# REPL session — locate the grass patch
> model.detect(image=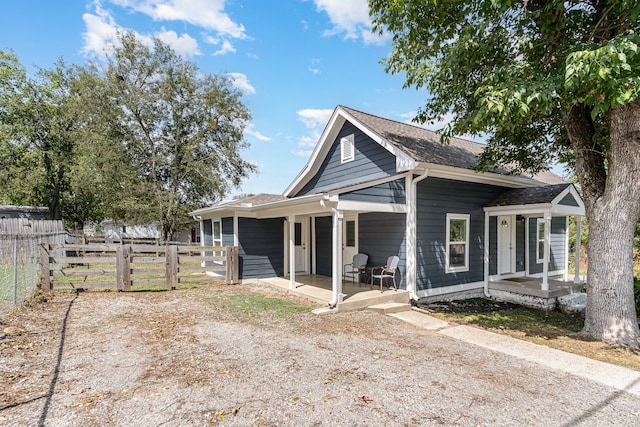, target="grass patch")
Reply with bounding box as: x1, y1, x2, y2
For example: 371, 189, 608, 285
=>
217, 292, 312, 320
423, 298, 640, 371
